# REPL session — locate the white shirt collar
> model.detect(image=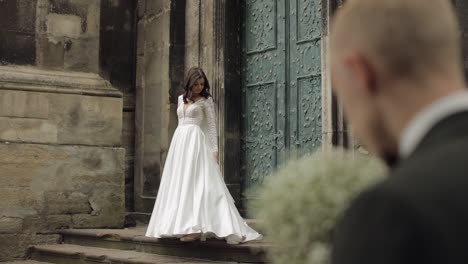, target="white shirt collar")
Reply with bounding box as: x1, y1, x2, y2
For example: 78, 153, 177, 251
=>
399, 90, 468, 158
